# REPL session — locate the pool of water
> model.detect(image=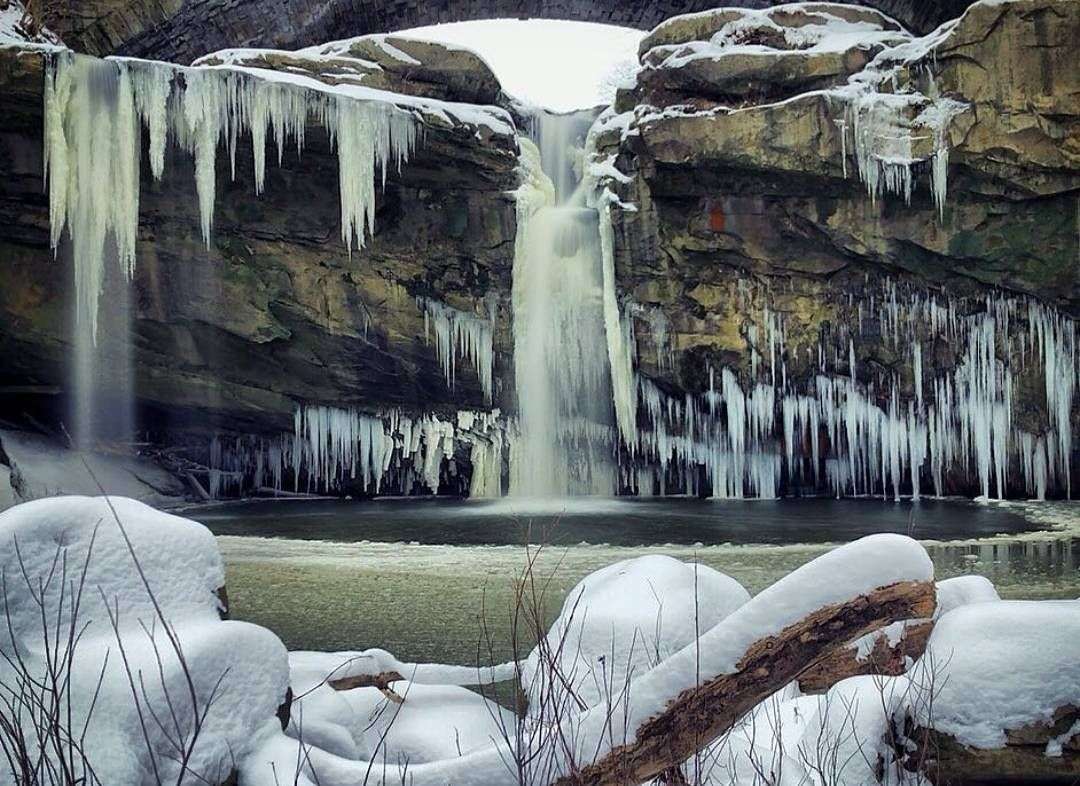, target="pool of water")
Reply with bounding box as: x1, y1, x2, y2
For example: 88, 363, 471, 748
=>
196, 498, 1080, 663
192, 496, 1039, 545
